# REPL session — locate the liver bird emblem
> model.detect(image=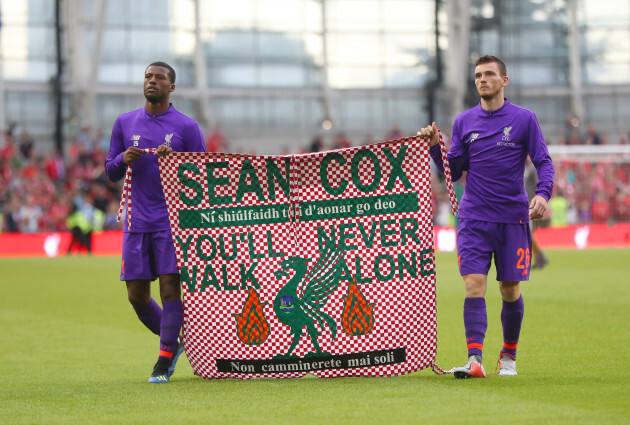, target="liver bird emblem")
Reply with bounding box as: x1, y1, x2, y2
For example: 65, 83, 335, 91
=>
272, 244, 343, 358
